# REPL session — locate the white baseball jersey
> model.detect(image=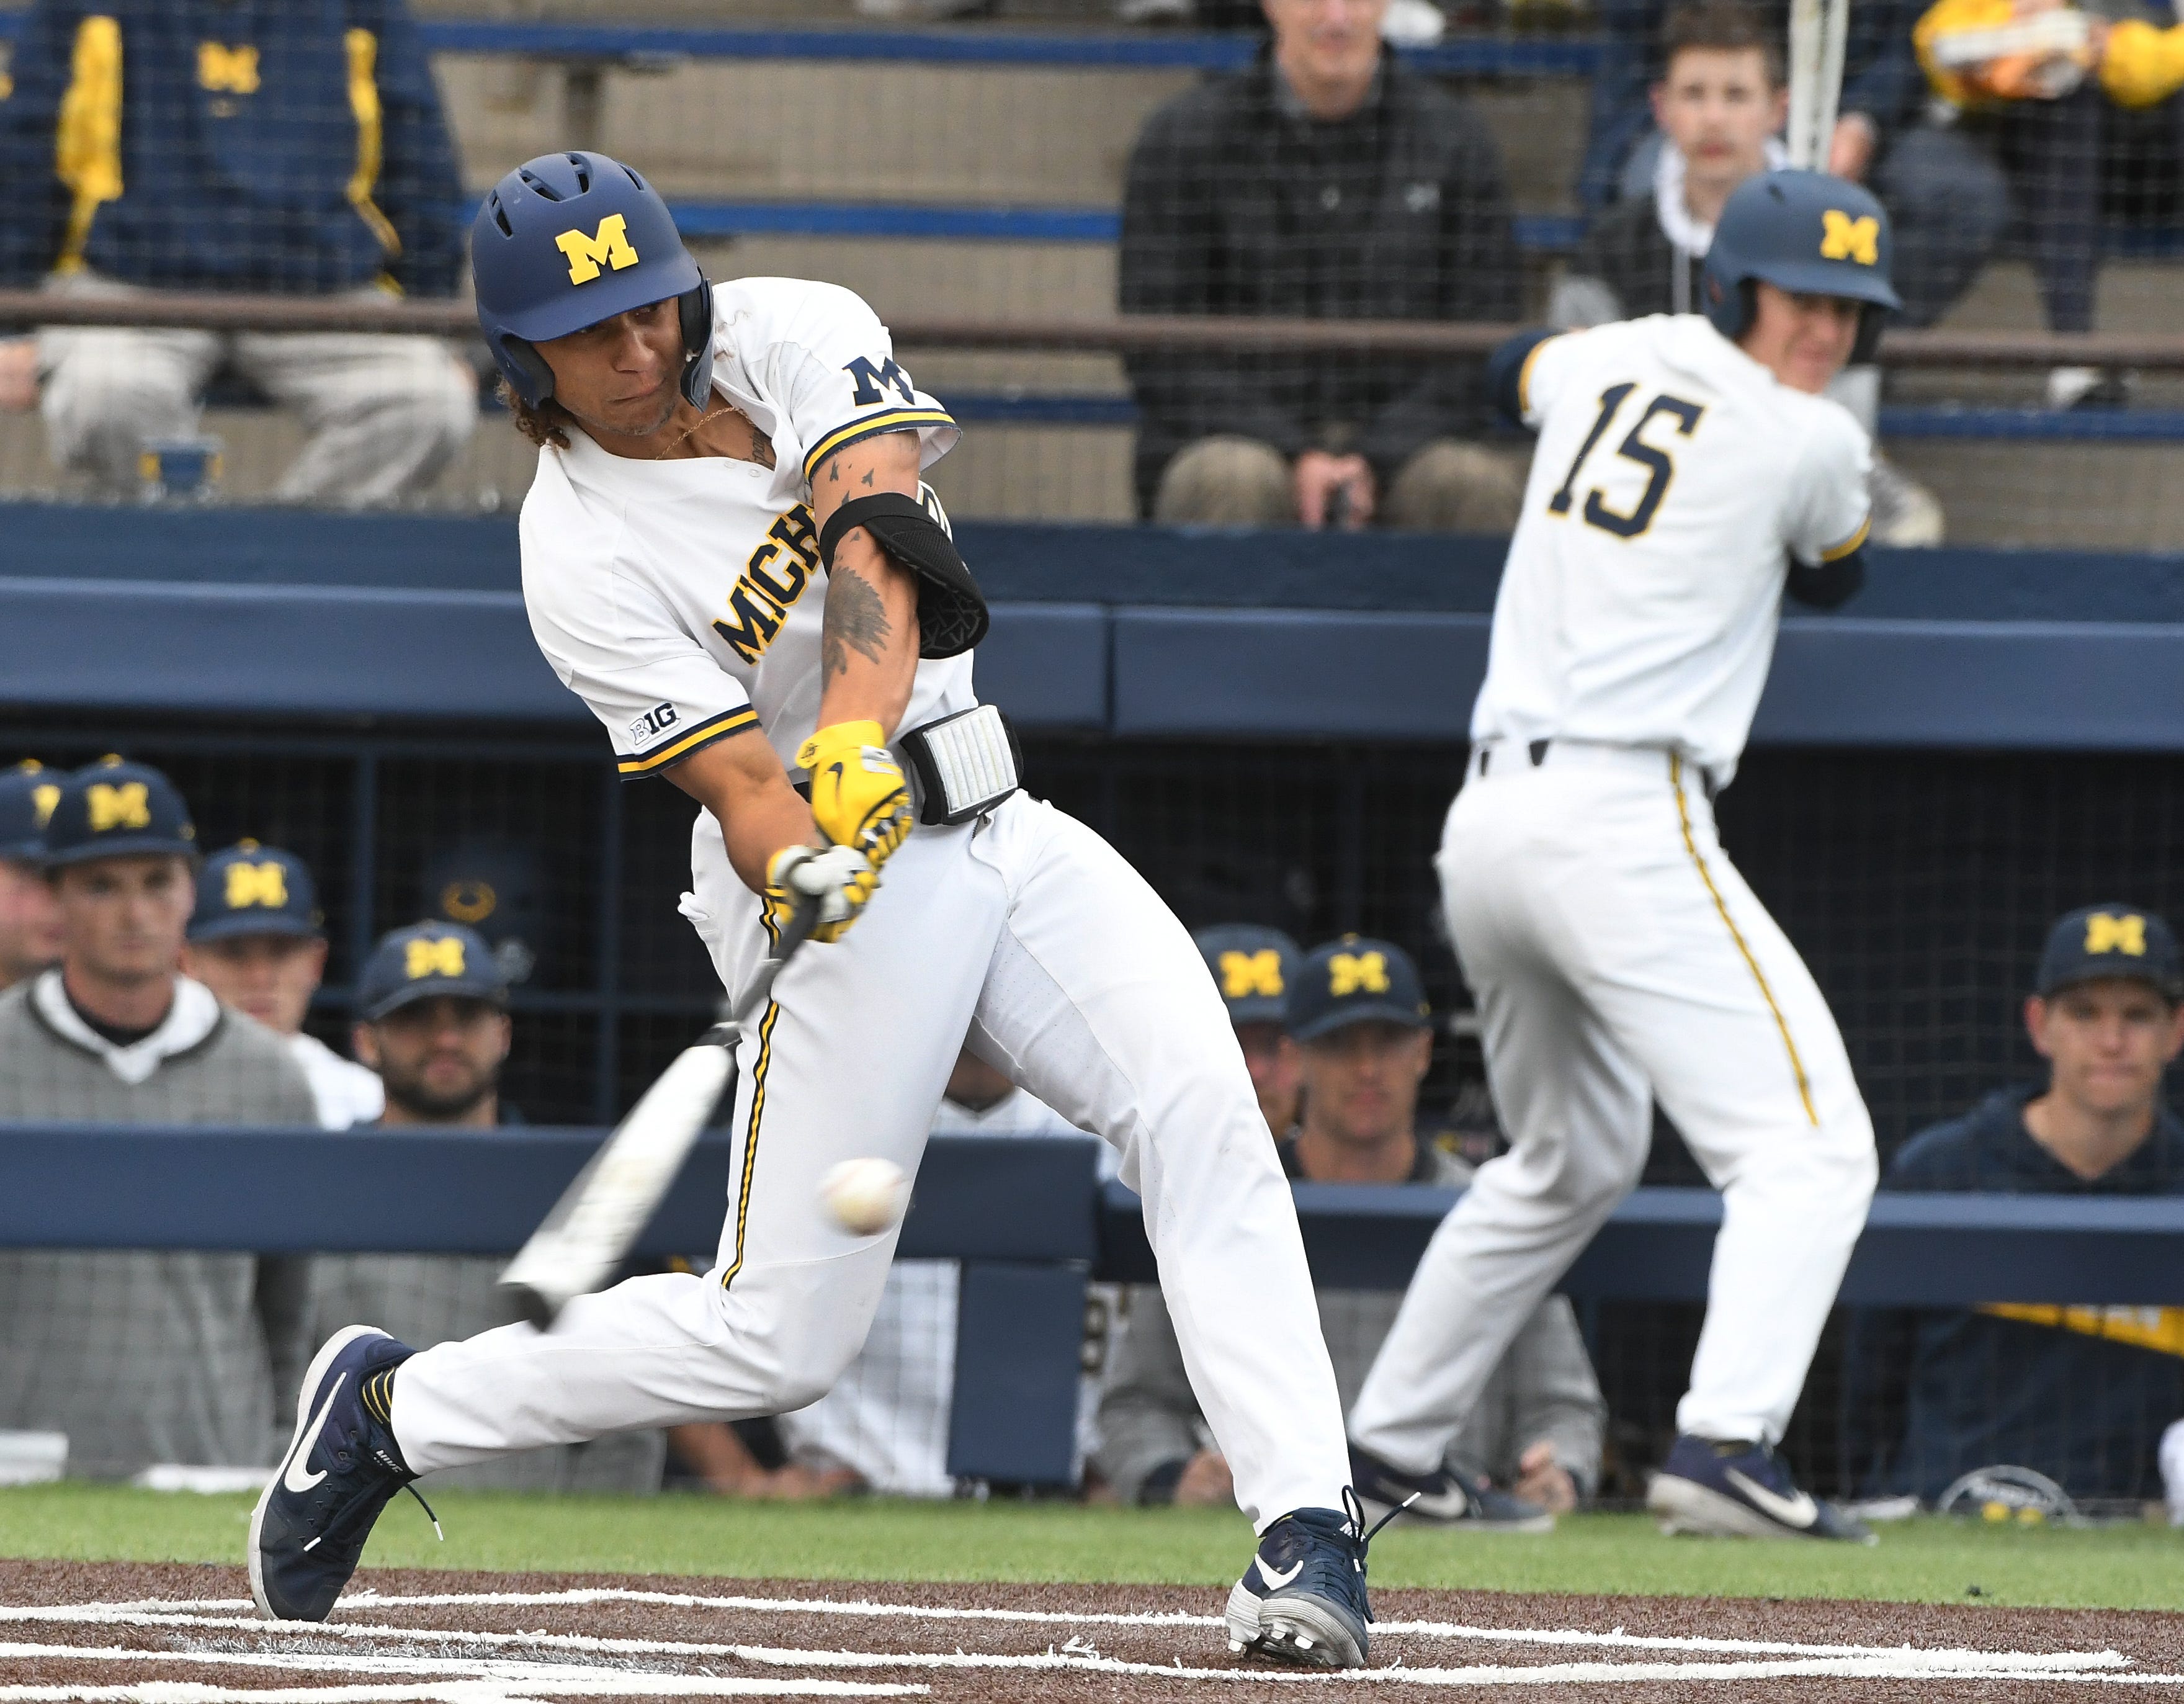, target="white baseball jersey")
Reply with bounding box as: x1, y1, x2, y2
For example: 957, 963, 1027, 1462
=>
520, 277, 970, 779
1471, 314, 1871, 781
